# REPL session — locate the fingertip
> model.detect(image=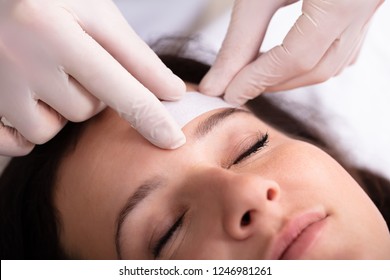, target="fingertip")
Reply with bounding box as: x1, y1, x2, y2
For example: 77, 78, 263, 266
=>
0, 126, 35, 157
223, 92, 246, 107
198, 82, 216, 96
125, 104, 187, 150
223, 80, 249, 106
152, 67, 186, 101
164, 73, 186, 101
29, 104, 68, 145
223, 64, 267, 106
199, 75, 224, 97
166, 132, 186, 149
10, 141, 35, 157
145, 125, 186, 150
